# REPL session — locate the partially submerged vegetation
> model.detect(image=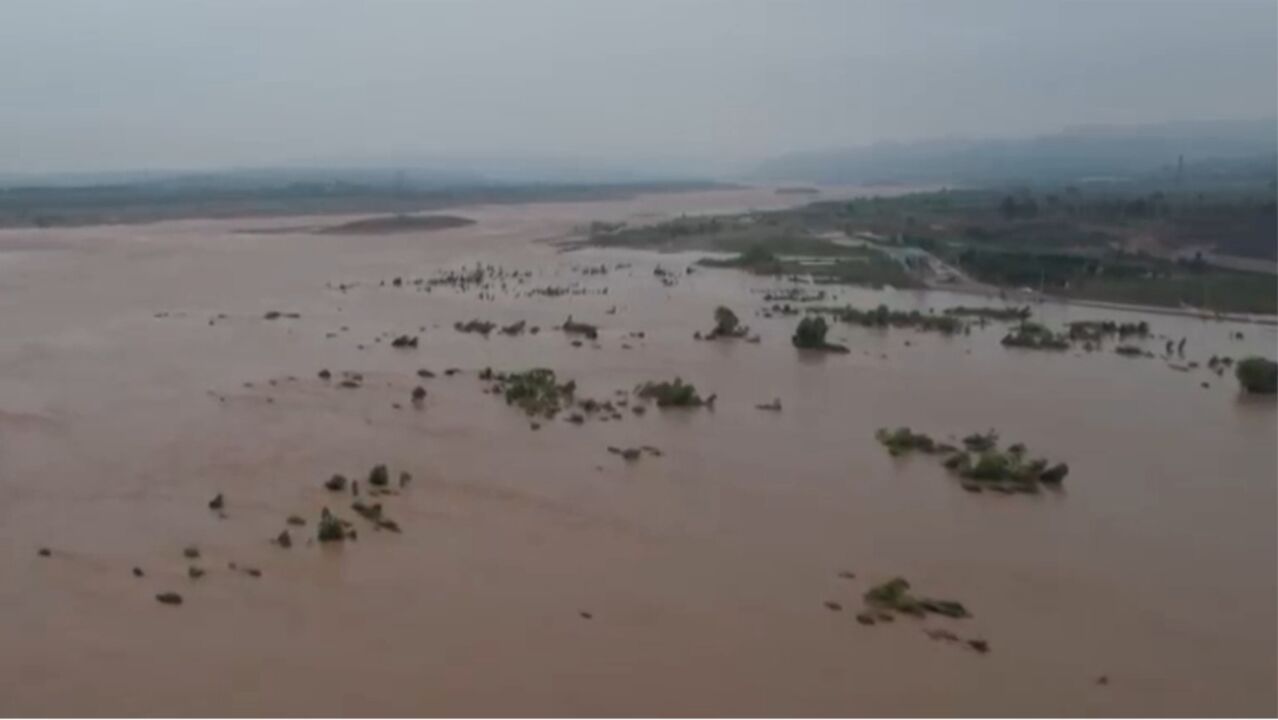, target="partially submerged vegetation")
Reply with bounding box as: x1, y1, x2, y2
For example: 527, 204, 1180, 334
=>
1235, 357, 1278, 394
635, 378, 714, 408
454, 319, 496, 336
876, 428, 1069, 493
1066, 319, 1150, 341
704, 306, 749, 340
314, 214, 475, 235
1001, 322, 1071, 351
486, 368, 577, 418
856, 577, 971, 626
560, 316, 599, 340
791, 316, 849, 353
942, 305, 1031, 322
809, 304, 964, 335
